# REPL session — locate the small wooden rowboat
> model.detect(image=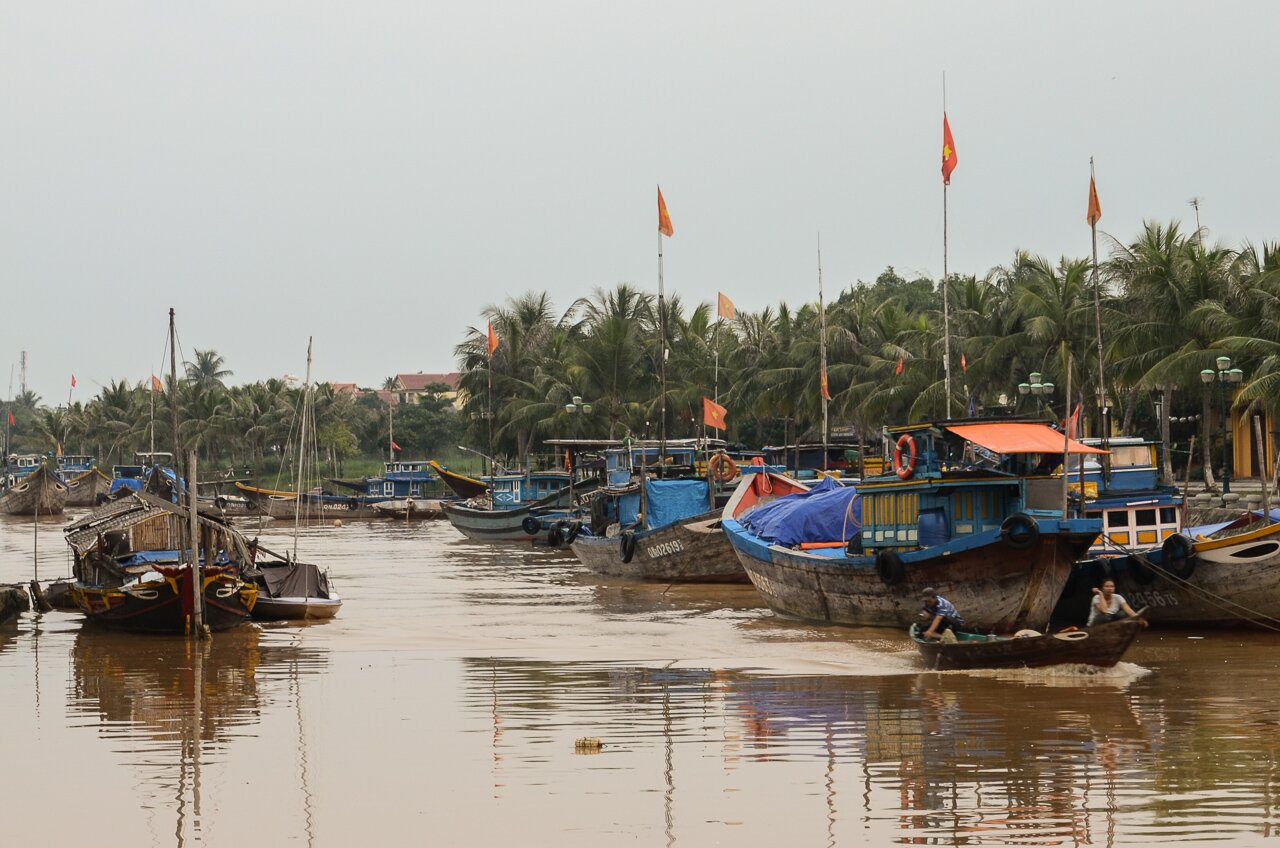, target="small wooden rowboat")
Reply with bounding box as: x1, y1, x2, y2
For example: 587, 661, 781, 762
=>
909, 614, 1146, 671
0, 463, 68, 516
